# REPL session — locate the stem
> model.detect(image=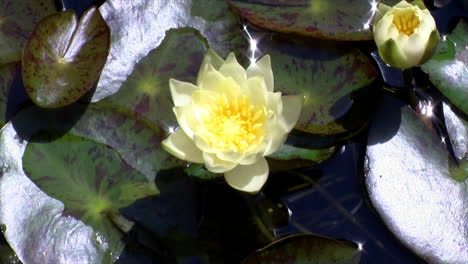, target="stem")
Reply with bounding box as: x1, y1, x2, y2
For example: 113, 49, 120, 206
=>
402, 68, 418, 108
242, 194, 275, 242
